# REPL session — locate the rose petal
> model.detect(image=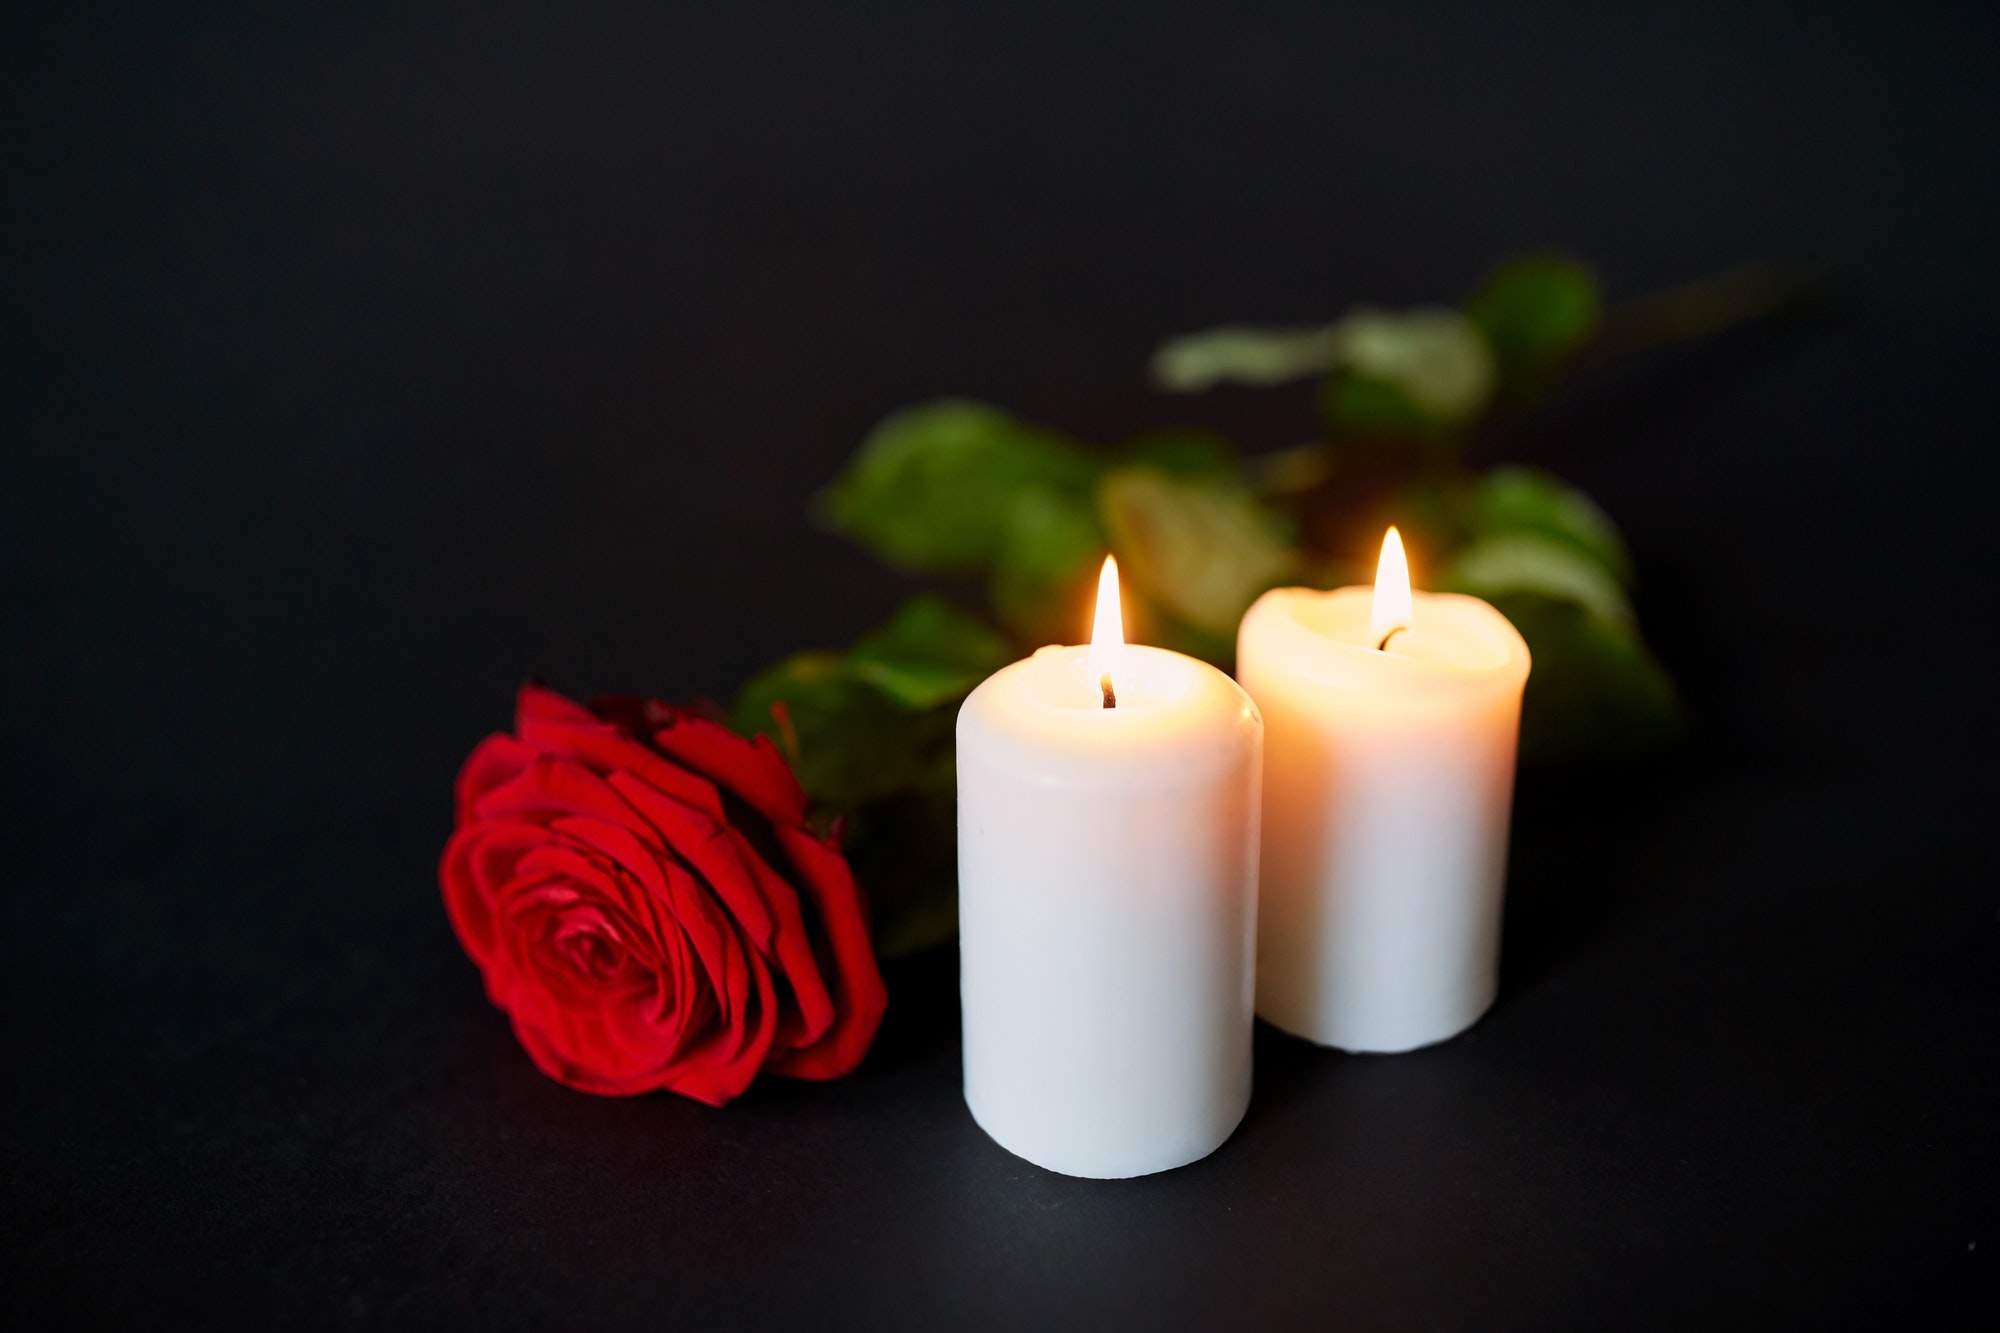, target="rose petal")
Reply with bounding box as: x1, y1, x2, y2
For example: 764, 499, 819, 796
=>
763, 826, 890, 1081
455, 733, 537, 823
728, 828, 837, 1052
475, 755, 659, 845
606, 771, 776, 948
515, 683, 600, 729
510, 847, 661, 965
657, 858, 748, 1051
442, 683, 885, 1105
659, 944, 779, 1106
513, 995, 672, 1097
551, 815, 739, 1011
520, 710, 728, 823
646, 713, 809, 829
441, 822, 550, 988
